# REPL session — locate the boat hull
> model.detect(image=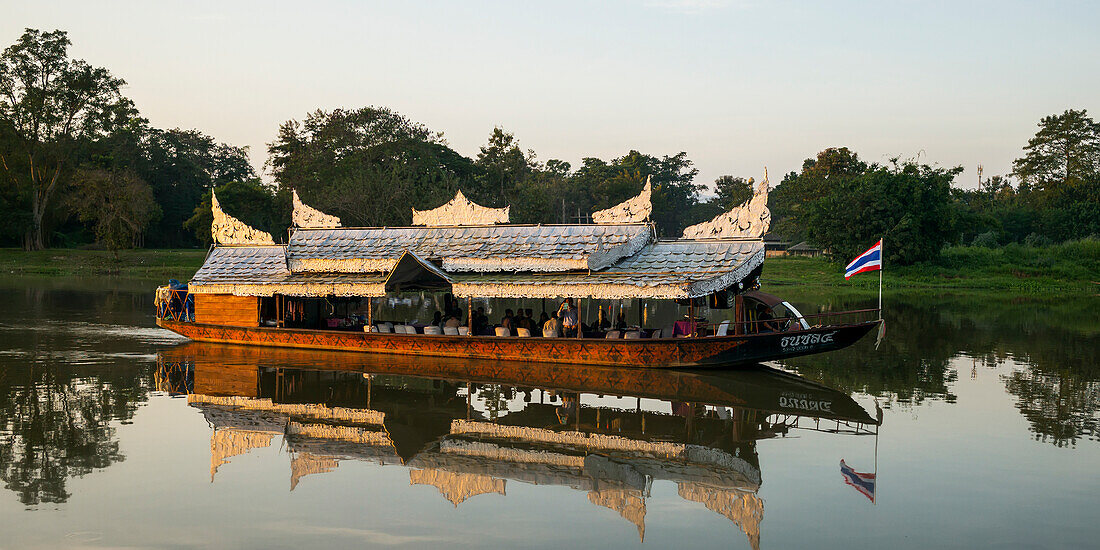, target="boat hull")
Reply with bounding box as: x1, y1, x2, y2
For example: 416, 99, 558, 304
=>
157, 319, 880, 368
